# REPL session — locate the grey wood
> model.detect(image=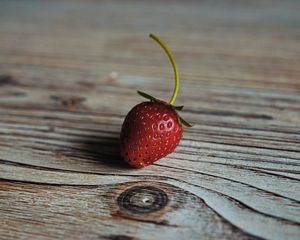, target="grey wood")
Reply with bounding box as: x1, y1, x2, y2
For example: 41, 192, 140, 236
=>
0, 0, 299, 239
